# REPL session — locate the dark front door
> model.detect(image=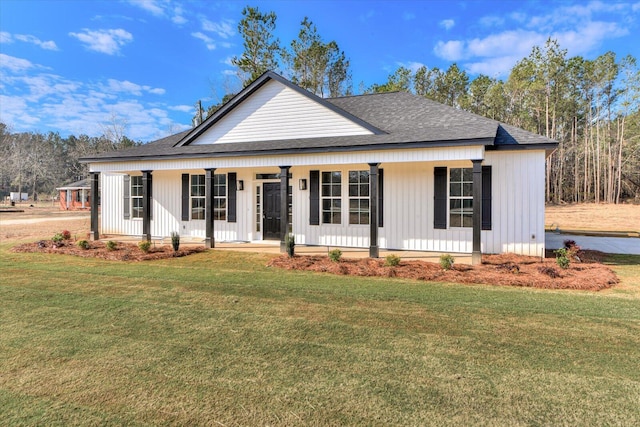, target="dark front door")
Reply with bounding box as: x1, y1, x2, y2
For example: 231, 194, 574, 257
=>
263, 183, 281, 240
